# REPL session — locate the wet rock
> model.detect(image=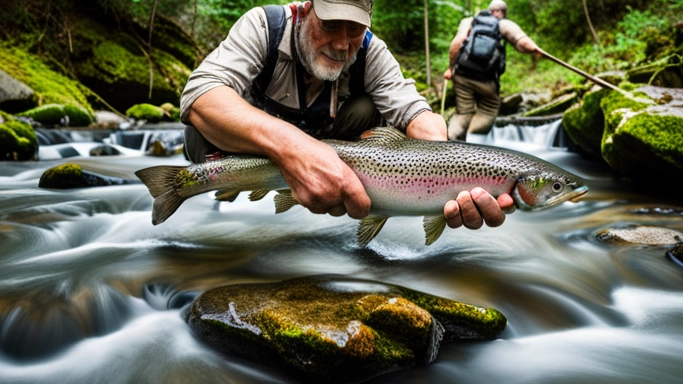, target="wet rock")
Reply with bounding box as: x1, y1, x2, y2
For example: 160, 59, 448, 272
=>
93, 110, 128, 129
666, 243, 683, 267
187, 275, 507, 383
0, 110, 38, 161
522, 92, 578, 118
39, 163, 139, 188
595, 224, 683, 245
89, 144, 121, 156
